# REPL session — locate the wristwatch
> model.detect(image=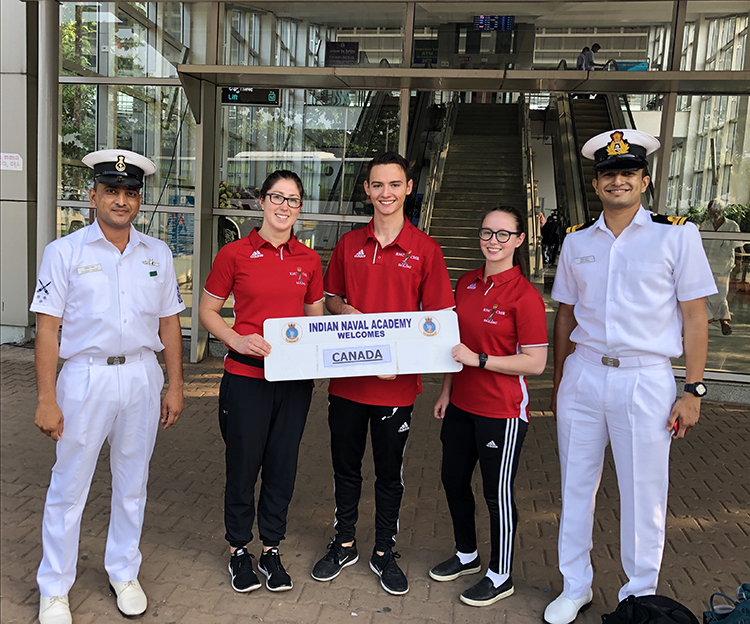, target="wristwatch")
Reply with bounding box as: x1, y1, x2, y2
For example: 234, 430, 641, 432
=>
478, 353, 488, 369
684, 382, 707, 398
